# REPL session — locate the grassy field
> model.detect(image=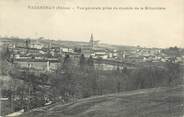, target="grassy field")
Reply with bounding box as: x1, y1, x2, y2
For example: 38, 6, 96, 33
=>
16, 85, 184, 117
